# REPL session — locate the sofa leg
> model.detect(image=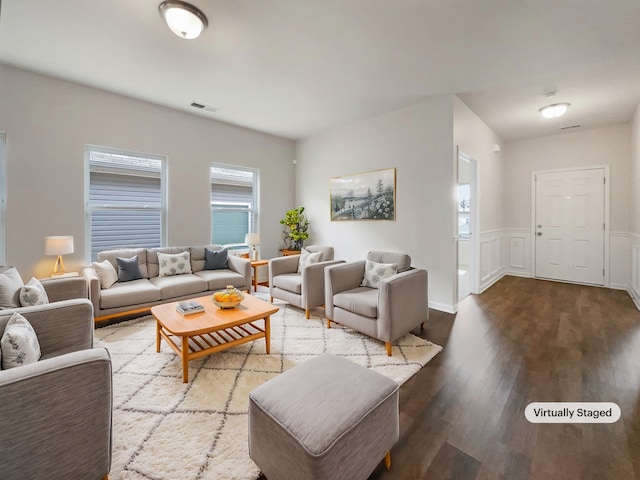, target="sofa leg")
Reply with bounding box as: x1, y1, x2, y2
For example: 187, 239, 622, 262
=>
384, 451, 392, 470
305, 309, 310, 319
102, 476, 109, 480
385, 342, 392, 356
420, 321, 425, 330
